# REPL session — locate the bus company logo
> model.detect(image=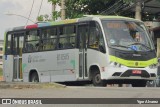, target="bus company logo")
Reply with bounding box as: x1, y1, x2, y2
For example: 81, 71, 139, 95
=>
135, 62, 138, 66
28, 55, 32, 63
1, 99, 42, 105
2, 99, 11, 104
